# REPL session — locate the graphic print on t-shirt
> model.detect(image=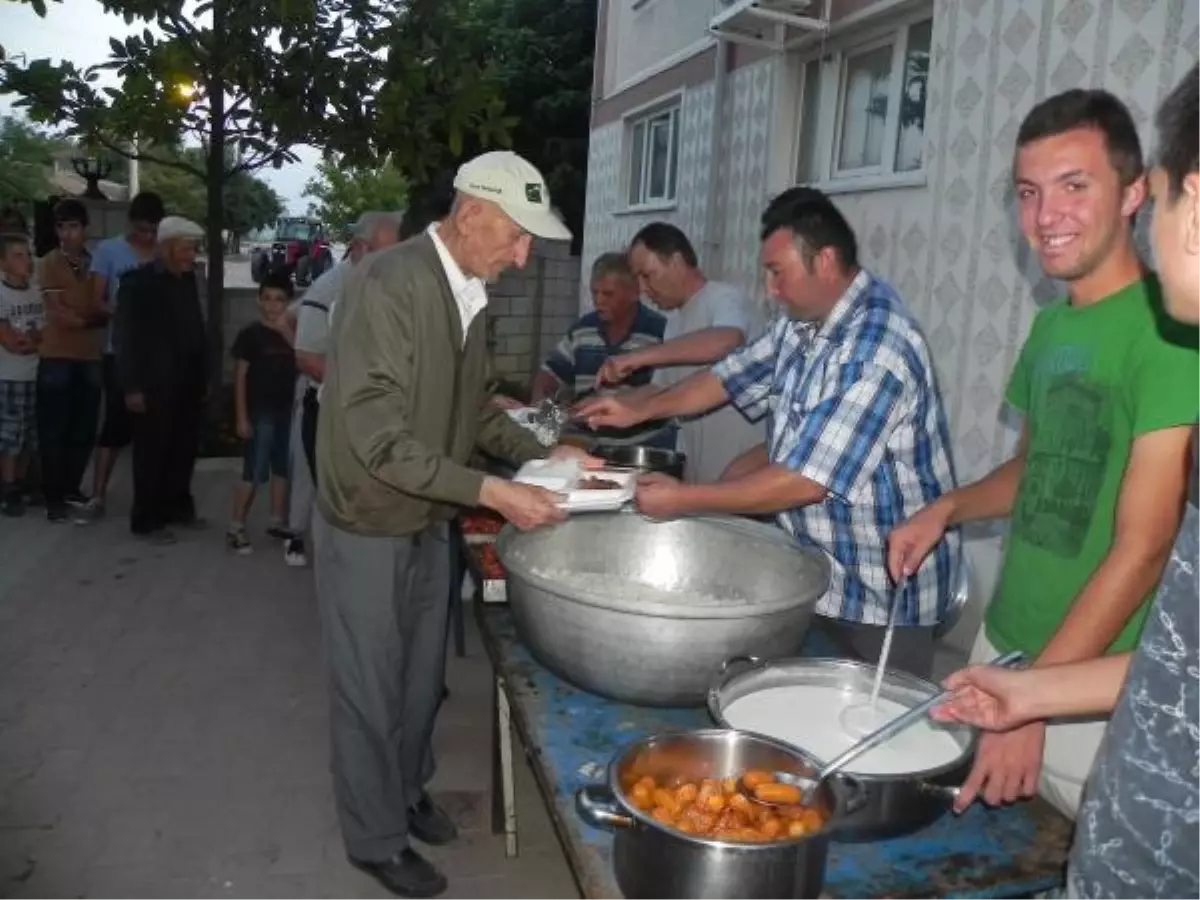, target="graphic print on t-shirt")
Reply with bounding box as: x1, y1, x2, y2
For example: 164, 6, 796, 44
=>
1015, 369, 1113, 558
